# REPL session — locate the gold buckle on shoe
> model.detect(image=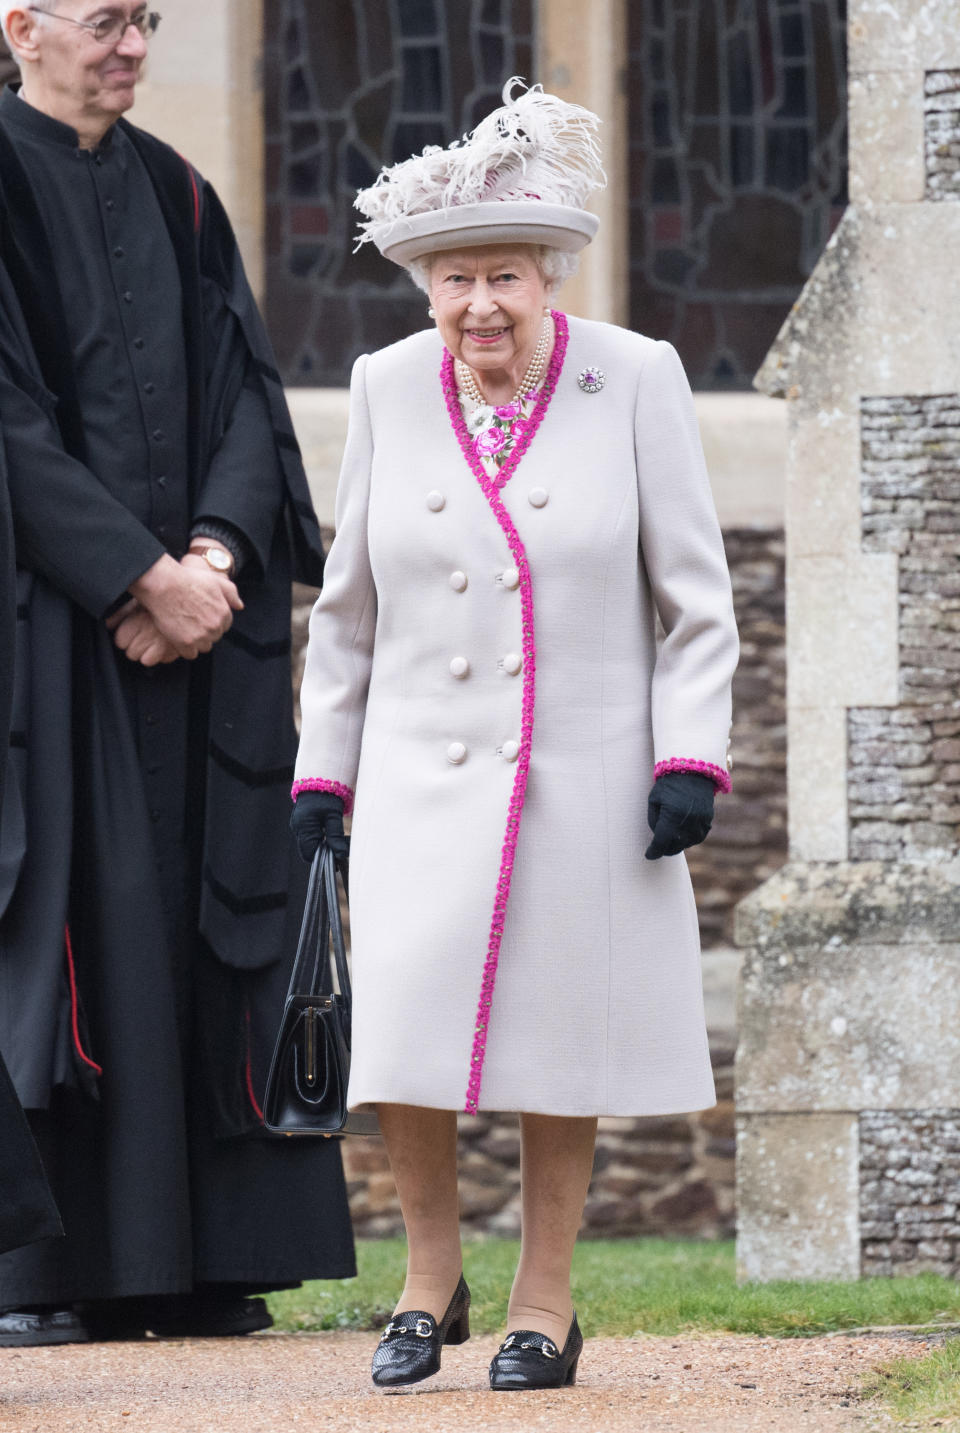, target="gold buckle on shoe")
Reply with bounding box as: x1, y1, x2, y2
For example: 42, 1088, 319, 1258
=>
415, 1318, 433, 1338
